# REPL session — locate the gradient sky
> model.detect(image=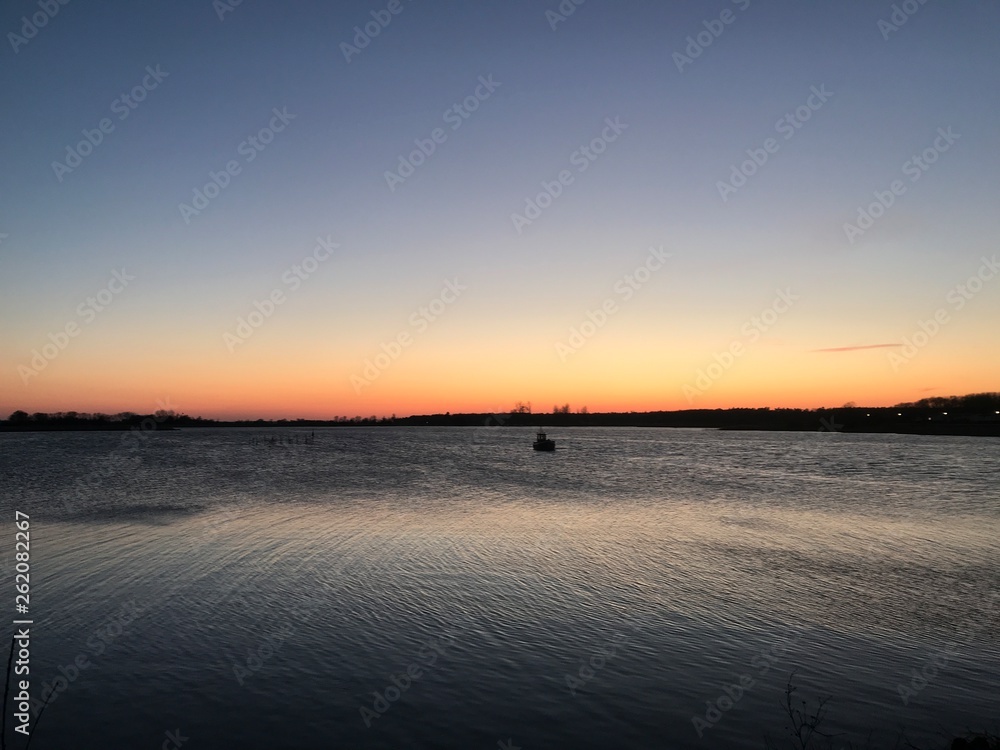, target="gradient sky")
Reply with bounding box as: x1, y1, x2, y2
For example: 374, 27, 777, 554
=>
2, 0, 998, 418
